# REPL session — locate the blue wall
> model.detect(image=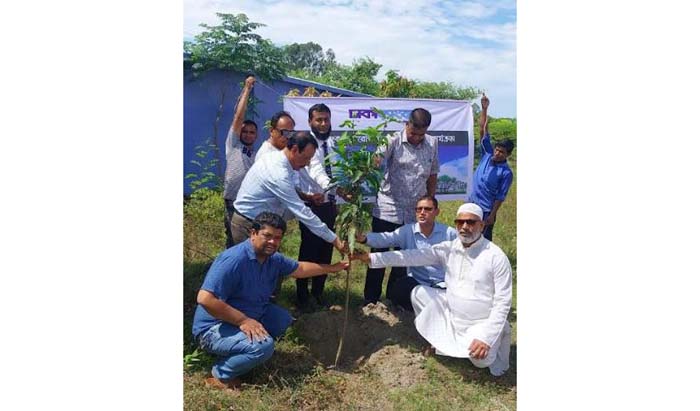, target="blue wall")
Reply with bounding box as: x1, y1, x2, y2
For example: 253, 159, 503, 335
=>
183, 69, 367, 195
